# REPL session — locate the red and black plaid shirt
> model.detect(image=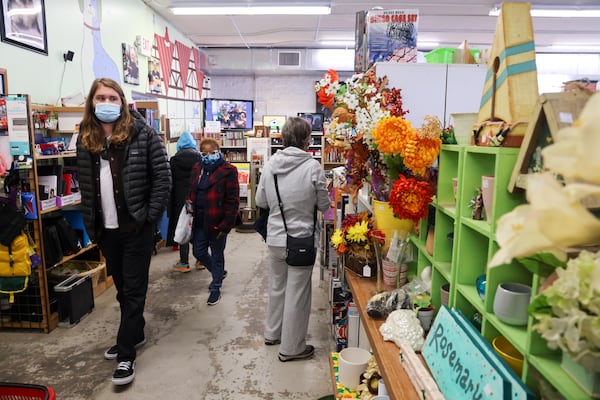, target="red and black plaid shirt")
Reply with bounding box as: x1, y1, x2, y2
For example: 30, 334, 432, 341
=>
187, 161, 240, 234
